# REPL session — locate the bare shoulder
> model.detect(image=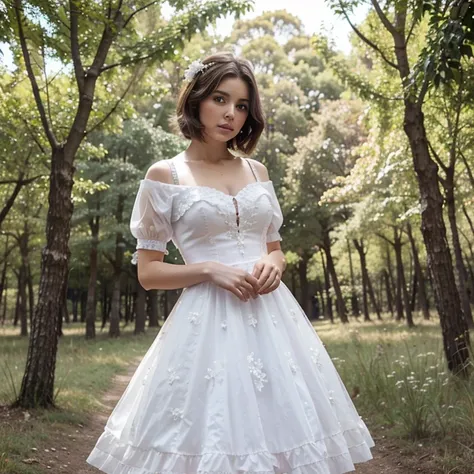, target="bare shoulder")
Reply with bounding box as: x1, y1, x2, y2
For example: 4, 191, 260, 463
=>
145, 159, 175, 184
246, 158, 270, 181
